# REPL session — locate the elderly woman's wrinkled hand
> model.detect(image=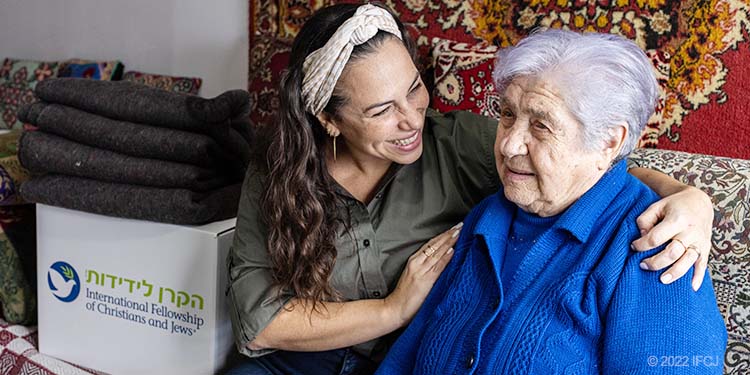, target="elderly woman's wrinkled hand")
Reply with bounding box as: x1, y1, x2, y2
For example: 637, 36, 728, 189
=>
630, 185, 713, 291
